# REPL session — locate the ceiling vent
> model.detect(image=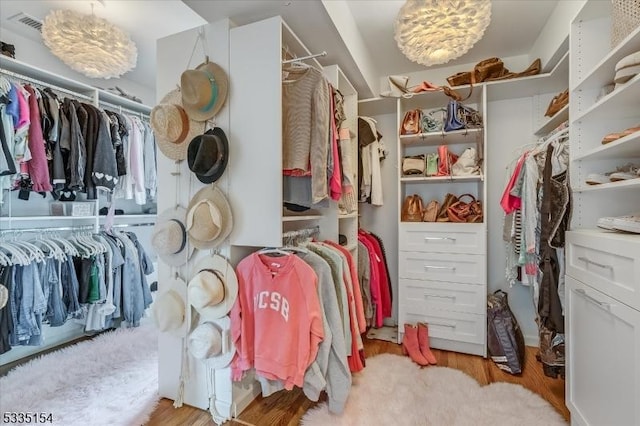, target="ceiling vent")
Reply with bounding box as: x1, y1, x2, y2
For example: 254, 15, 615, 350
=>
7, 12, 43, 32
